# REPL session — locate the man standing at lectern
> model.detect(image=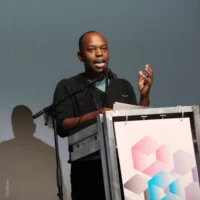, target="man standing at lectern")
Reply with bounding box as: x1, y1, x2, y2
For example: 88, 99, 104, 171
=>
53, 31, 153, 200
